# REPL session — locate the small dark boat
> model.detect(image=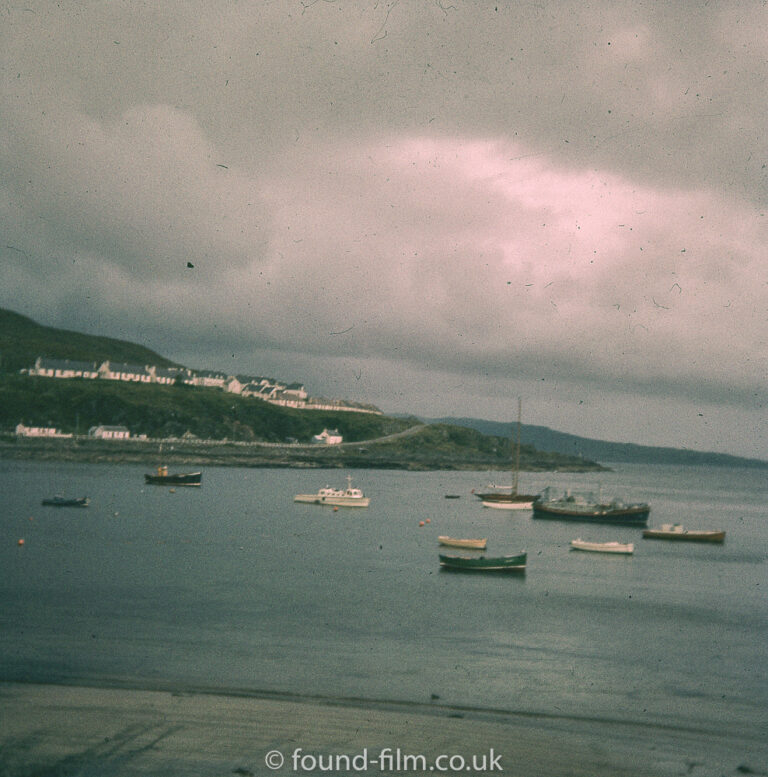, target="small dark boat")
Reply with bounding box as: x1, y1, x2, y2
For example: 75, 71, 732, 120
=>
144, 466, 202, 486
42, 496, 90, 508
439, 551, 526, 572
